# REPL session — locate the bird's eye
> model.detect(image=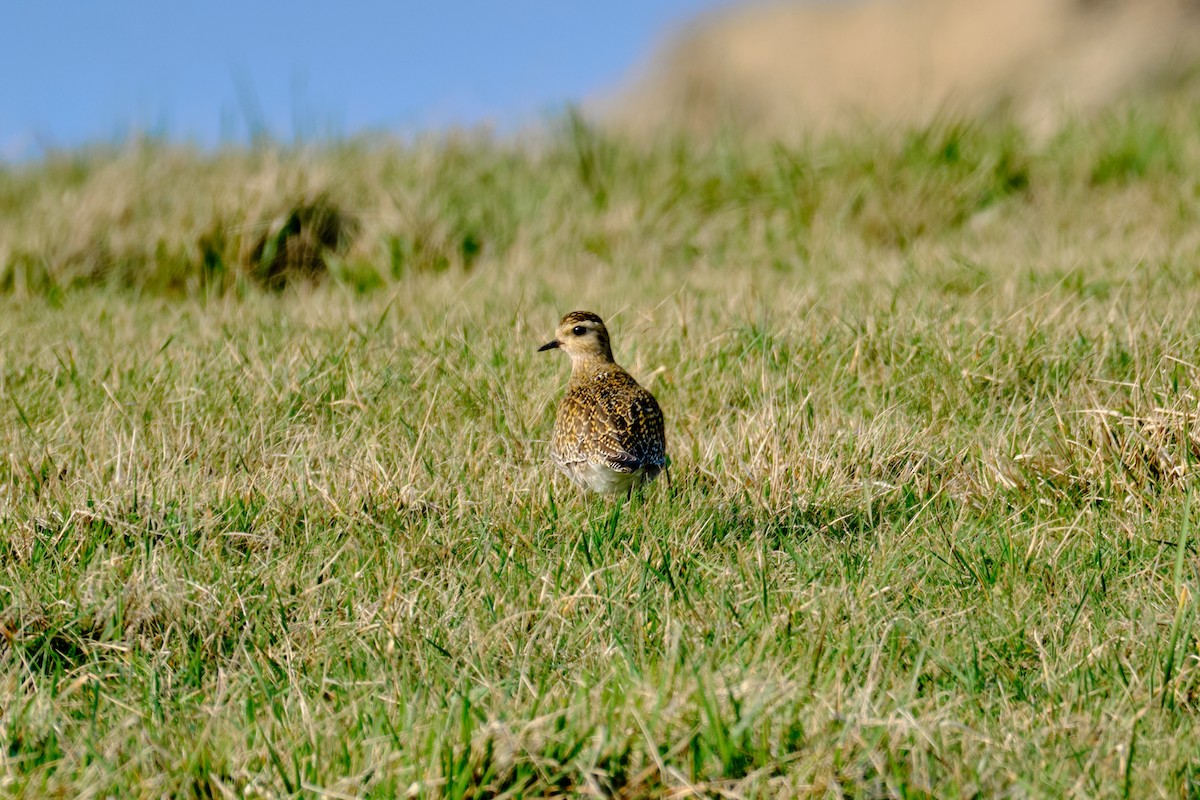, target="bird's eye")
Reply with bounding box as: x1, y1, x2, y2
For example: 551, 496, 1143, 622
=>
572, 325, 587, 336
